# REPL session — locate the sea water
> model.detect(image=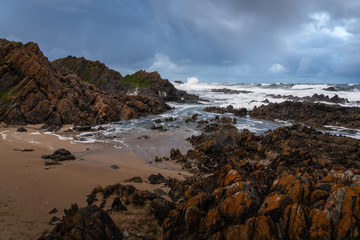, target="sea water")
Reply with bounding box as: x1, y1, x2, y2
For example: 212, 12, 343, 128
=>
68, 82, 360, 160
